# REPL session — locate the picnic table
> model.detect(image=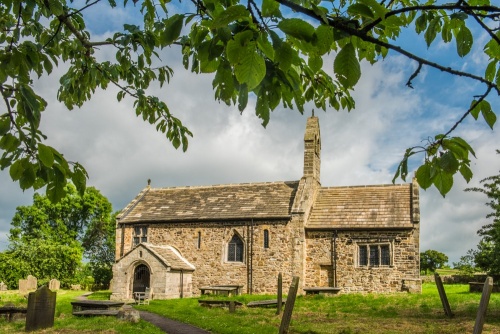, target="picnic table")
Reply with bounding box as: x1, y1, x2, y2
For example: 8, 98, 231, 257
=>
199, 285, 243, 296
247, 299, 286, 308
